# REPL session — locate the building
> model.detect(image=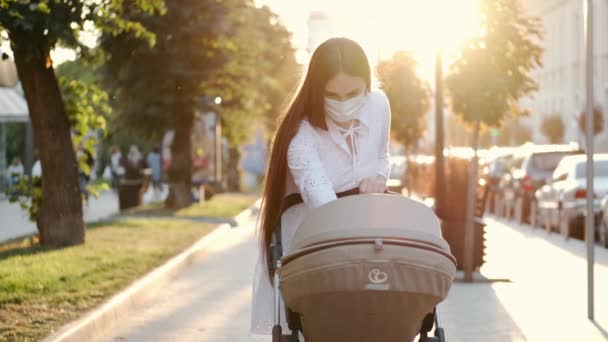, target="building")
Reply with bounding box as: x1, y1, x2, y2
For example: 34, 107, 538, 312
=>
306, 11, 338, 54
522, 0, 608, 149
